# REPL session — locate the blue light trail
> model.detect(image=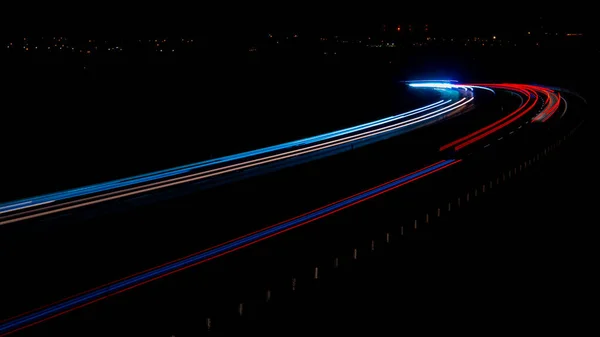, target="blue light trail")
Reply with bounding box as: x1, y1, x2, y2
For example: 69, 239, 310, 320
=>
0, 100, 452, 215
0, 159, 459, 336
